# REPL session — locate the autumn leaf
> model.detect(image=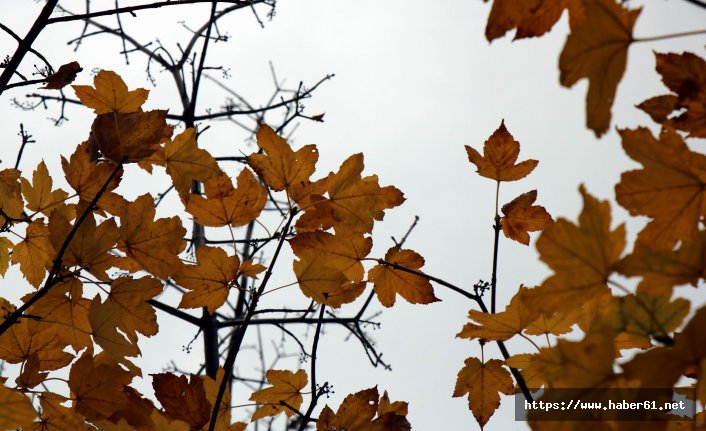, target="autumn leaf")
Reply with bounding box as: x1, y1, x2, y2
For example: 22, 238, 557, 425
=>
485, 0, 585, 41
37, 392, 94, 431
186, 169, 267, 228
69, 352, 132, 421
150, 410, 189, 431
12, 219, 54, 287
43, 61, 82, 90
21, 160, 68, 216
0, 312, 74, 373
293, 254, 366, 308
73, 70, 148, 114
524, 306, 580, 337
505, 354, 546, 388
152, 373, 210, 429
163, 128, 222, 200
0, 380, 36, 430
524, 185, 625, 315
247, 124, 318, 194
107, 276, 162, 343
457, 286, 539, 341
368, 247, 439, 308
296, 153, 405, 233
117, 194, 186, 279
452, 357, 513, 429
249, 369, 307, 420
316, 387, 411, 431
500, 190, 552, 245
615, 127, 706, 250
465, 120, 538, 182
0, 168, 26, 224
290, 228, 372, 282
174, 246, 240, 313
638, 52, 706, 138
89, 297, 141, 371
620, 290, 690, 346
0, 237, 12, 276
558, 0, 641, 136
240, 259, 266, 278
89, 110, 168, 163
